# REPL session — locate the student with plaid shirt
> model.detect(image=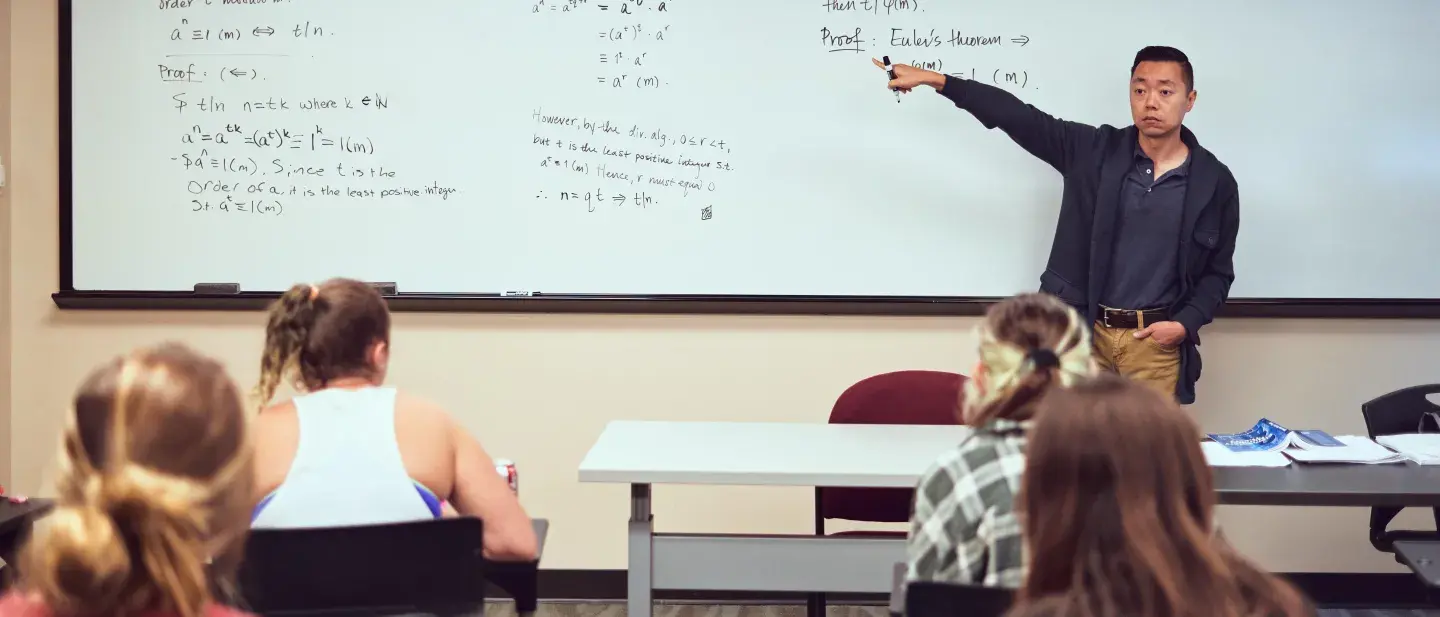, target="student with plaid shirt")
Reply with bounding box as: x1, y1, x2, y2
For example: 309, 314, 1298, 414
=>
906, 293, 1098, 588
